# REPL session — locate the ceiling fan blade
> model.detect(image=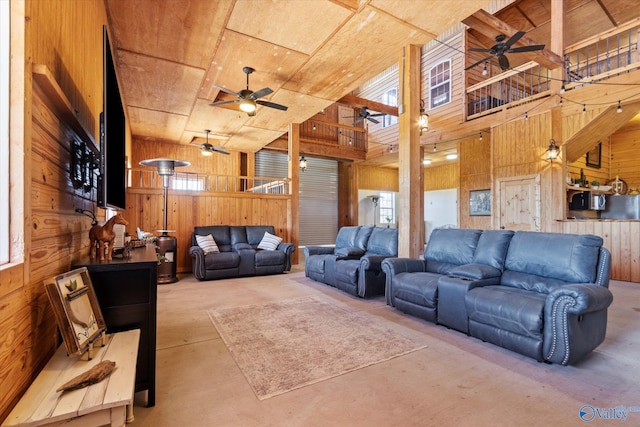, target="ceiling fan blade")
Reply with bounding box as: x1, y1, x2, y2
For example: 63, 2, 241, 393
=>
508, 44, 545, 53
498, 54, 510, 70
250, 87, 273, 100
468, 47, 492, 52
256, 100, 288, 111
209, 99, 238, 107
504, 31, 526, 48
366, 117, 380, 124
213, 85, 239, 97
352, 117, 365, 125
368, 113, 386, 117
465, 55, 493, 71
211, 146, 230, 155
